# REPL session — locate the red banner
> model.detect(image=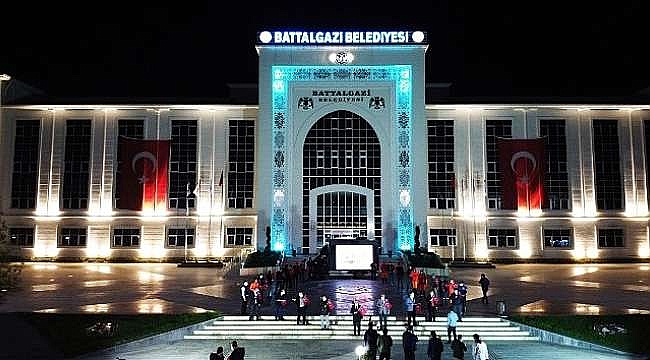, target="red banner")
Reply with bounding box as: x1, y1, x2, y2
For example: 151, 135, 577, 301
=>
497, 138, 545, 212
117, 136, 171, 211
